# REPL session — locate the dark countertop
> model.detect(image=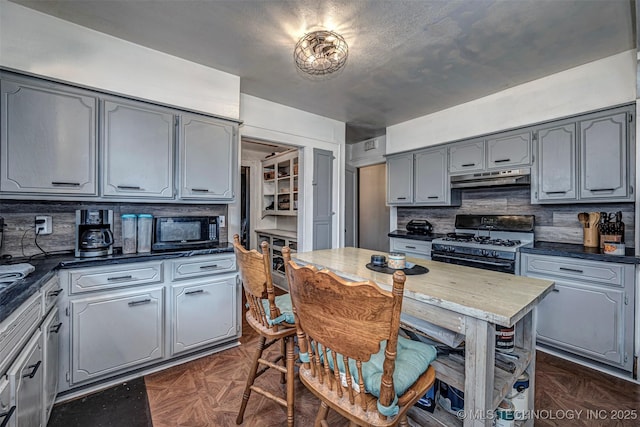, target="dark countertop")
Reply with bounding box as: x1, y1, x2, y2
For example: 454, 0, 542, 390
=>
387, 230, 446, 241
520, 241, 640, 264
0, 243, 234, 323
